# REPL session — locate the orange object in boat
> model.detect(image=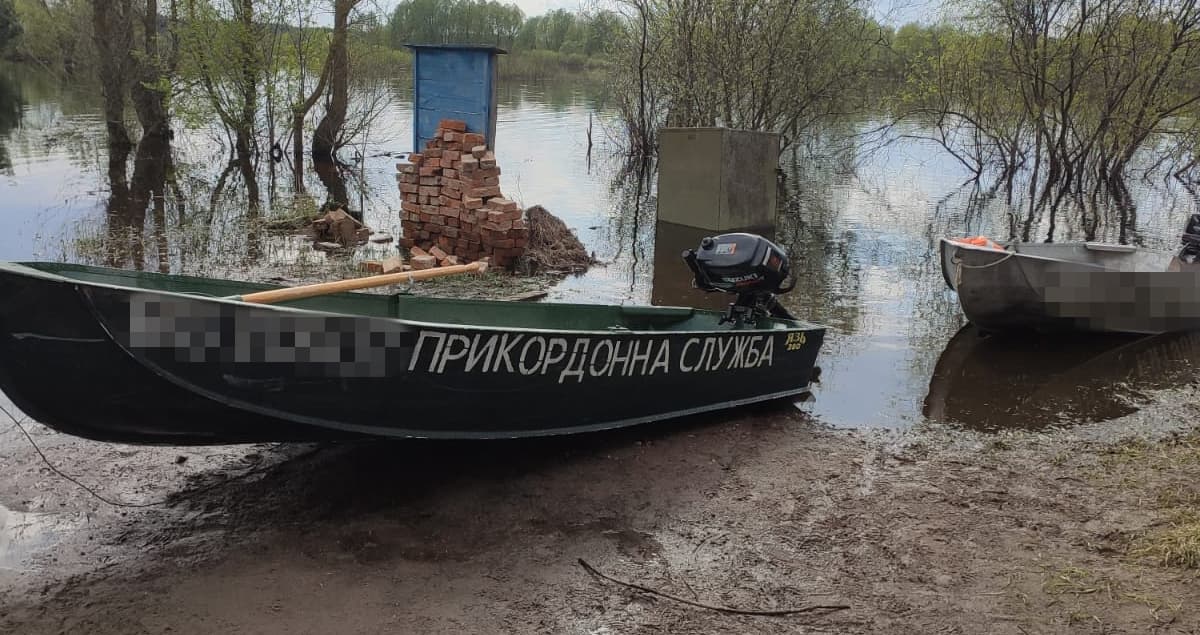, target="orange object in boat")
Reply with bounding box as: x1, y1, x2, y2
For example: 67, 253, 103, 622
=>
950, 236, 1007, 251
